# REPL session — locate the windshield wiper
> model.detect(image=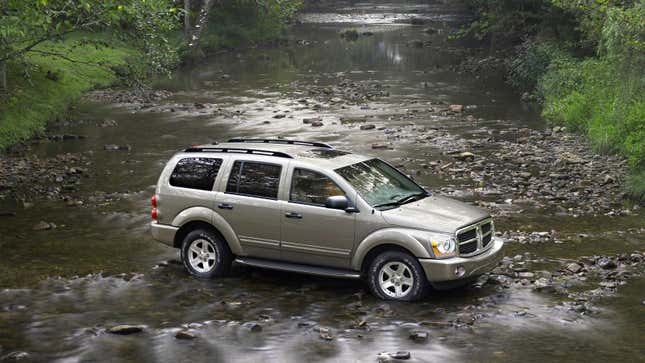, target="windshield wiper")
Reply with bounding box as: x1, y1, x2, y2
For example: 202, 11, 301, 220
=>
373, 191, 428, 209
394, 192, 428, 205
